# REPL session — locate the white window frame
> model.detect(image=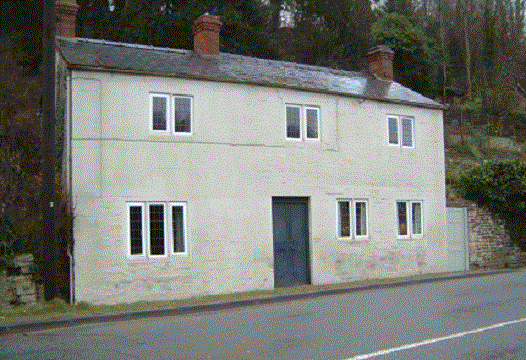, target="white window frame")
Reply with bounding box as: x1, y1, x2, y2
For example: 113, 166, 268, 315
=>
148, 202, 167, 258
337, 199, 369, 240
411, 201, 423, 236
173, 95, 193, 135
387, 116, 399, 145
150, 93, 170, 133
170, 202, 188, 255
305, 106, 320, 141
286, 104, 320, 141
127, 202, 146, 257
126, 201, 188, 258
396, 200, 423, 239
286, 104, 302, 141
387, 115, 414, 148
149, 93, 193, 135
401, 116, 414, 147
